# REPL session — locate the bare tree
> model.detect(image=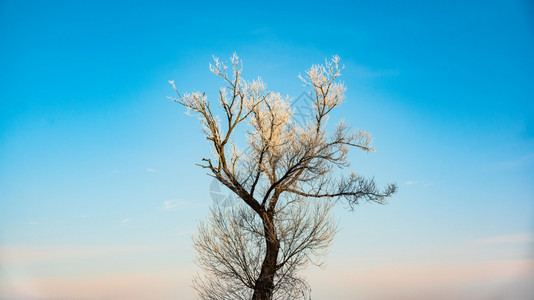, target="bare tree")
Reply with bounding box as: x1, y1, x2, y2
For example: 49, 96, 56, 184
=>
169, 54, 397, 300
192, 197, 334, 299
